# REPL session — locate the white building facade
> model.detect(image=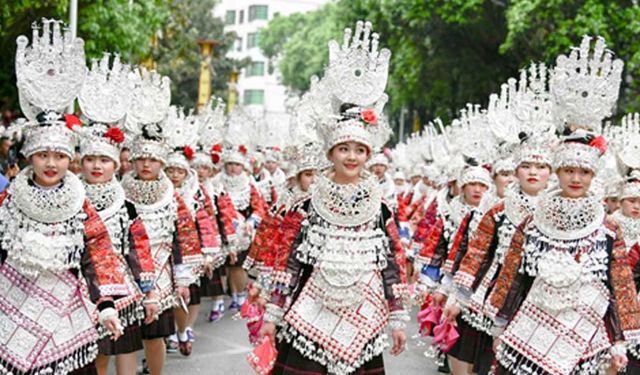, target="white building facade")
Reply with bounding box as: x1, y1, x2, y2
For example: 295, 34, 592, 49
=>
214, 0, 328, 140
